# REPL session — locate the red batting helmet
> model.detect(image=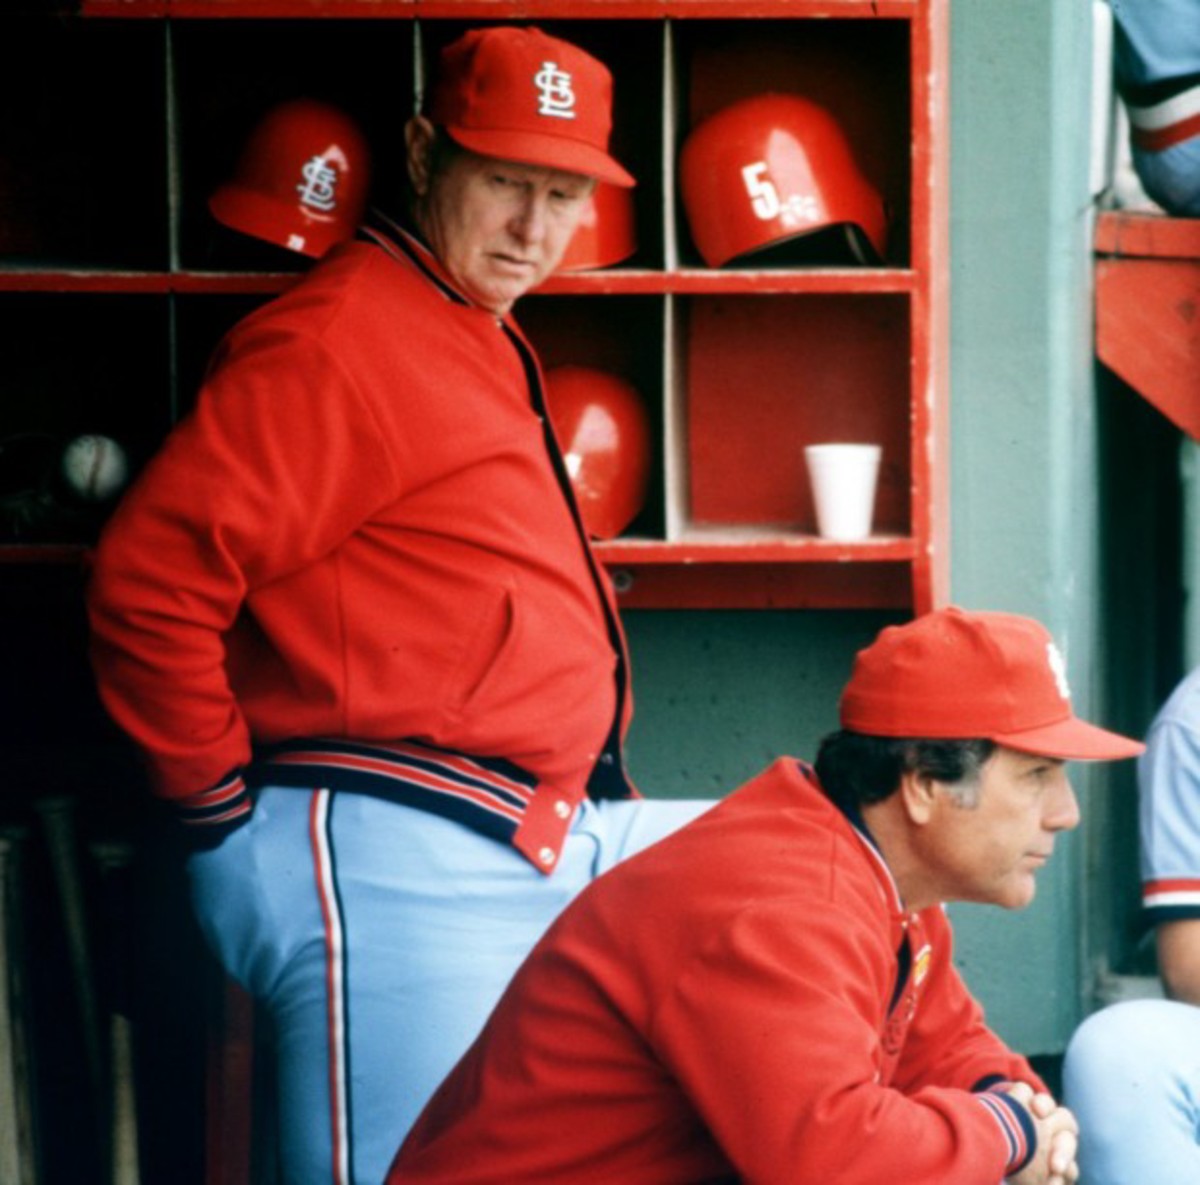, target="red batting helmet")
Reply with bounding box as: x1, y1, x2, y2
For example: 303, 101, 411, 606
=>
555, 183, 637, 272
209, 99, 371, 259
679, 92, 887, 268
545, 366, 651, 539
